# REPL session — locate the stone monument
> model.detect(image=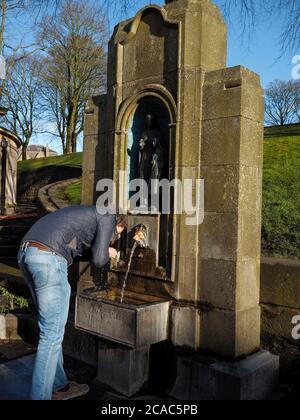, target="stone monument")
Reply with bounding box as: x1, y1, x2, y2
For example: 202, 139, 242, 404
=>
76, 0, 279, 400
0, 126, 21, 215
